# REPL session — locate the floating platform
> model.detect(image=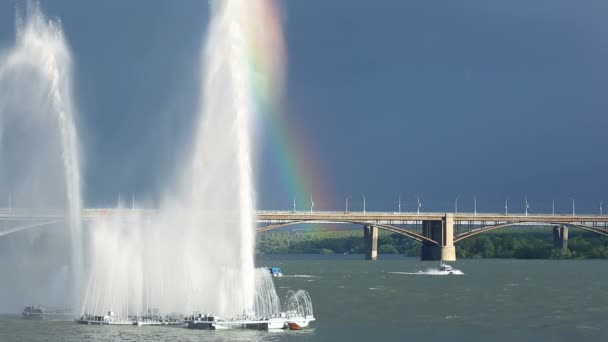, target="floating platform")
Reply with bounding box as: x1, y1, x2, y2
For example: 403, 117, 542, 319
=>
76, 312, 315, 330
185, 314, 314, 330
76, 313, 184, 326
